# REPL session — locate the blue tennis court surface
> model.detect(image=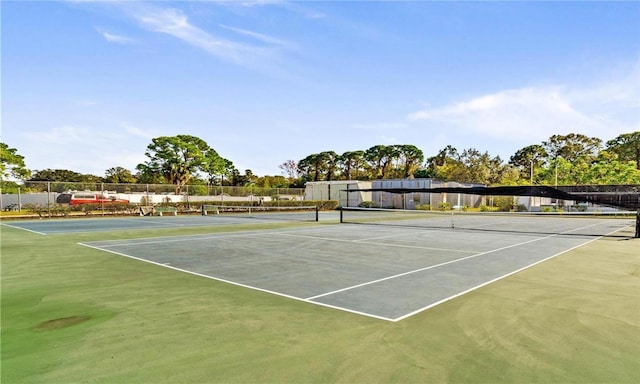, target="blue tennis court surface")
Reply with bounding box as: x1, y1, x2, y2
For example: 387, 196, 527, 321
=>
79, 217, 632, 322
1, 214, 321, 235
